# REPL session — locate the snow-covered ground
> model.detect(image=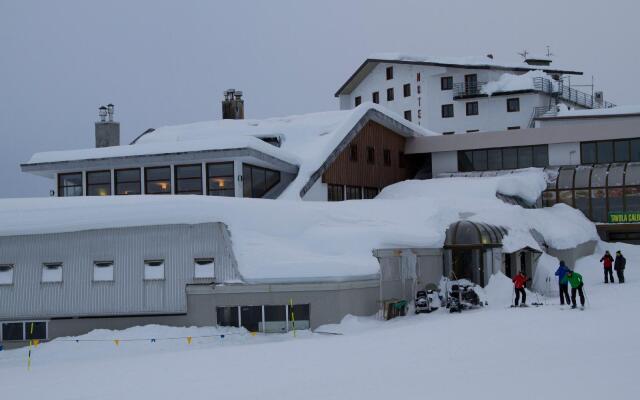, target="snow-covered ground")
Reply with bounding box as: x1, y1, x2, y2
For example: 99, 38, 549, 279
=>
1, 240, 637, 400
